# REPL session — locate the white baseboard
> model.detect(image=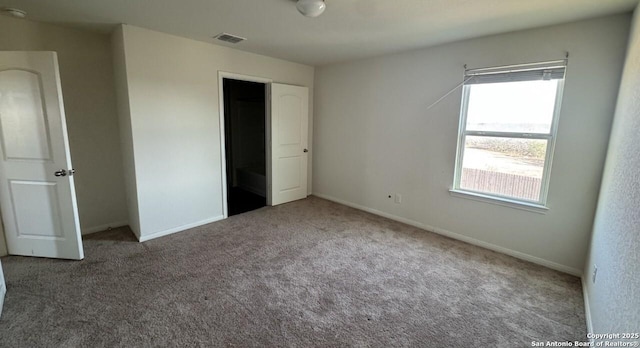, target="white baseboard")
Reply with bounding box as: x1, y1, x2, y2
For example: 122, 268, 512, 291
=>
582, 277, 594, 335
137, 215, 225, 242
312, 192, 582, 277
82, 220, 129, 235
